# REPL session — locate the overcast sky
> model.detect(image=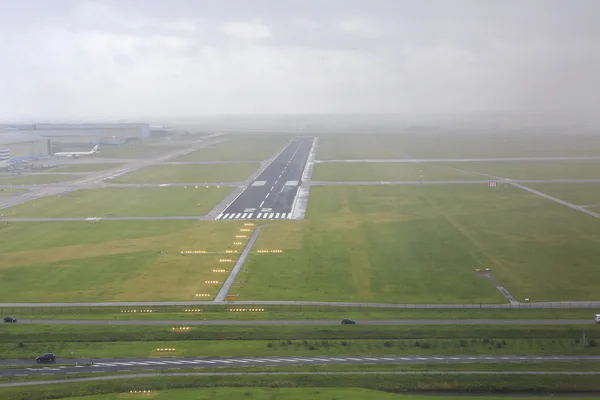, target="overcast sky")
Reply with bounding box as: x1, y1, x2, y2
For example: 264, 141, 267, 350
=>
1, 0, 600, 120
